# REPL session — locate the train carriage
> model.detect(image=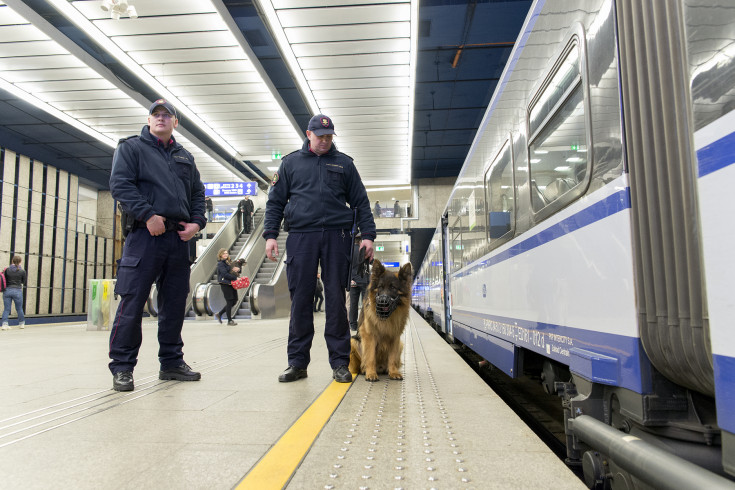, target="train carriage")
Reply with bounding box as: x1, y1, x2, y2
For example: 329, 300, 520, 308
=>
412, 0, 735, 486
